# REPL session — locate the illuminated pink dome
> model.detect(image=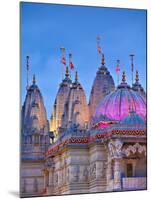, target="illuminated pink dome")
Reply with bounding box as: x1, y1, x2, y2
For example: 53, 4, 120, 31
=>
94, 72, 146, 121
